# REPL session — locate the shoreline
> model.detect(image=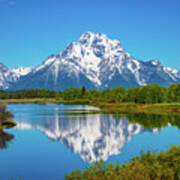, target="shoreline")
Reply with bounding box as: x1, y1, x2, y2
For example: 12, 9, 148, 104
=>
1, 98, 180, 115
